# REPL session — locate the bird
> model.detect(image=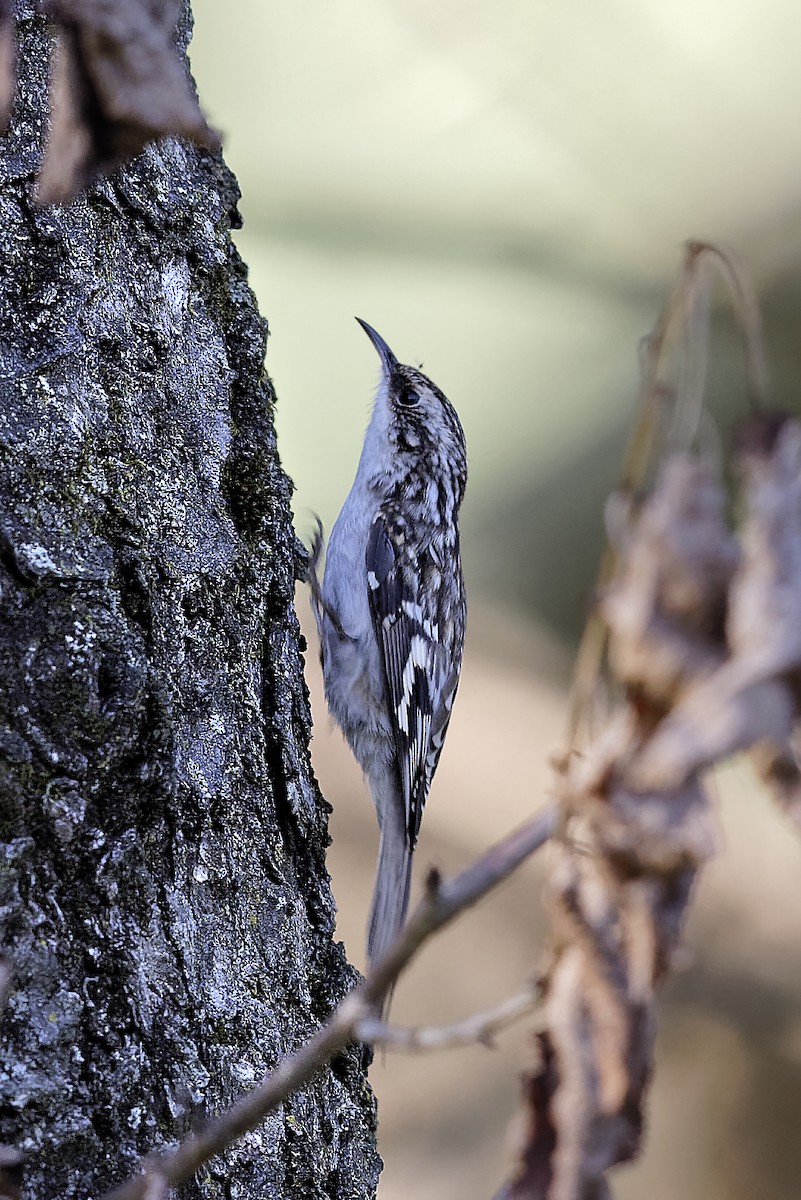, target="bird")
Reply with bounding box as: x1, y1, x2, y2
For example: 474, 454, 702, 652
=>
308, 318, 468, 973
